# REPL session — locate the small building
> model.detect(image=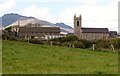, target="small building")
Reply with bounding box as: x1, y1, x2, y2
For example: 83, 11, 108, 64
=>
109, 31, 118, 38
